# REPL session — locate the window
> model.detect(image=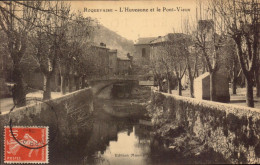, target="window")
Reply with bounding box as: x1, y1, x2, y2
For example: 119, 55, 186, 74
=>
142, 48, 146, 57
